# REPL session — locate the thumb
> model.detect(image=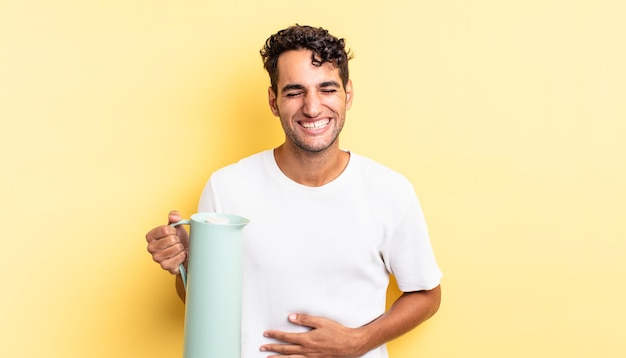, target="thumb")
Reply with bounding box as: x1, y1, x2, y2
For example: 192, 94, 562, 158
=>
167, 210, 189, 247
167, 210, 182, 225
